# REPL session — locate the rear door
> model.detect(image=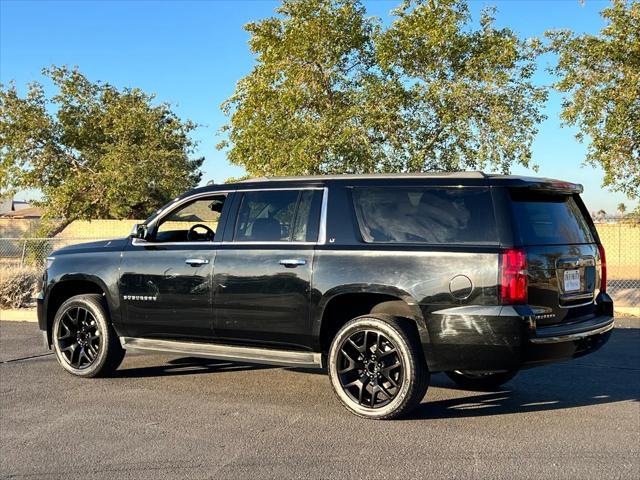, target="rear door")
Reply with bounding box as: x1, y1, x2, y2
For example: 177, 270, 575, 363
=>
509, 190, 603, 326
212, 188, 323, 350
